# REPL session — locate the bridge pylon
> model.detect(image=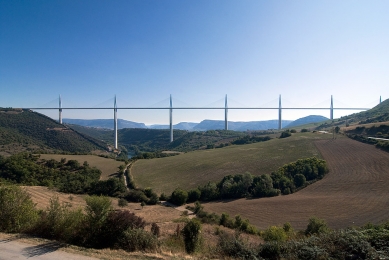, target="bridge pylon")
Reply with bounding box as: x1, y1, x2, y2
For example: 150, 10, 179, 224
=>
114, 96, 118, 150
278, 95, 282, 130
59, 95, 62, 124
330, 95, 333, 120
225, 95, 228, 130
170, 95, 173, 142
